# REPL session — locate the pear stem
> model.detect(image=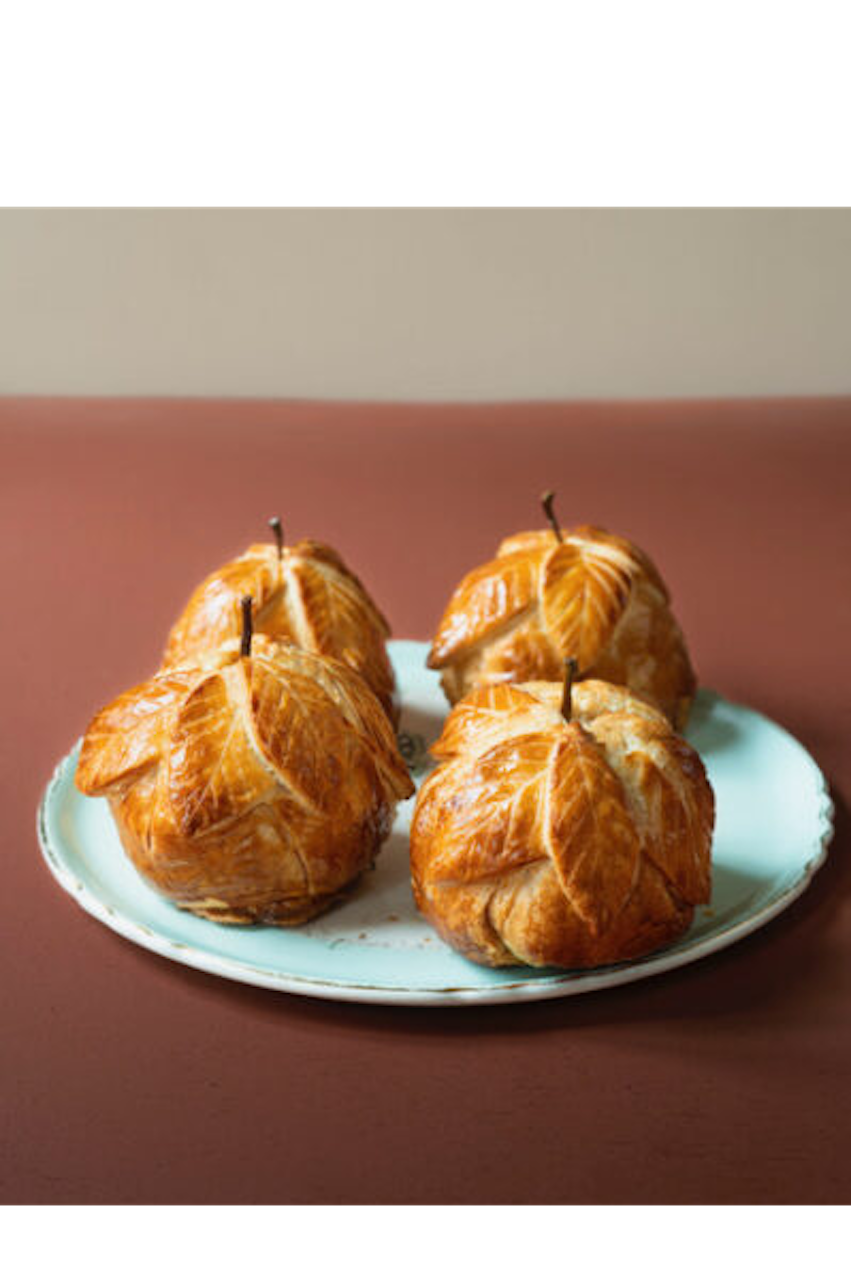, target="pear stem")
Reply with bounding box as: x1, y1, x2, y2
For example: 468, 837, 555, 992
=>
561, 657, 578, 721
268, 516, 284, 558
541, 490, 563, 543
240, 595, 254, 657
